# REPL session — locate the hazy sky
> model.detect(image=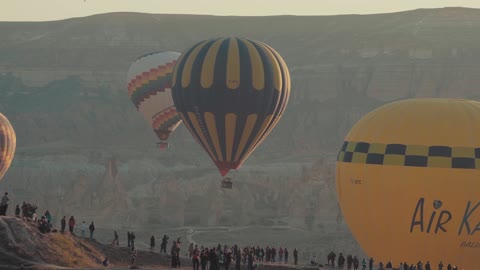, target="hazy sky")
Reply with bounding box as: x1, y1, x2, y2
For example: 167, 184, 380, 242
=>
2, 0, 480, 21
